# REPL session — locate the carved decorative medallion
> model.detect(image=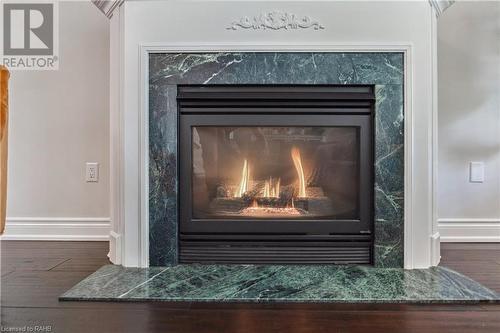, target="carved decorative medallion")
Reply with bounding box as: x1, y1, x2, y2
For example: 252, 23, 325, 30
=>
227, 11, 324, 31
